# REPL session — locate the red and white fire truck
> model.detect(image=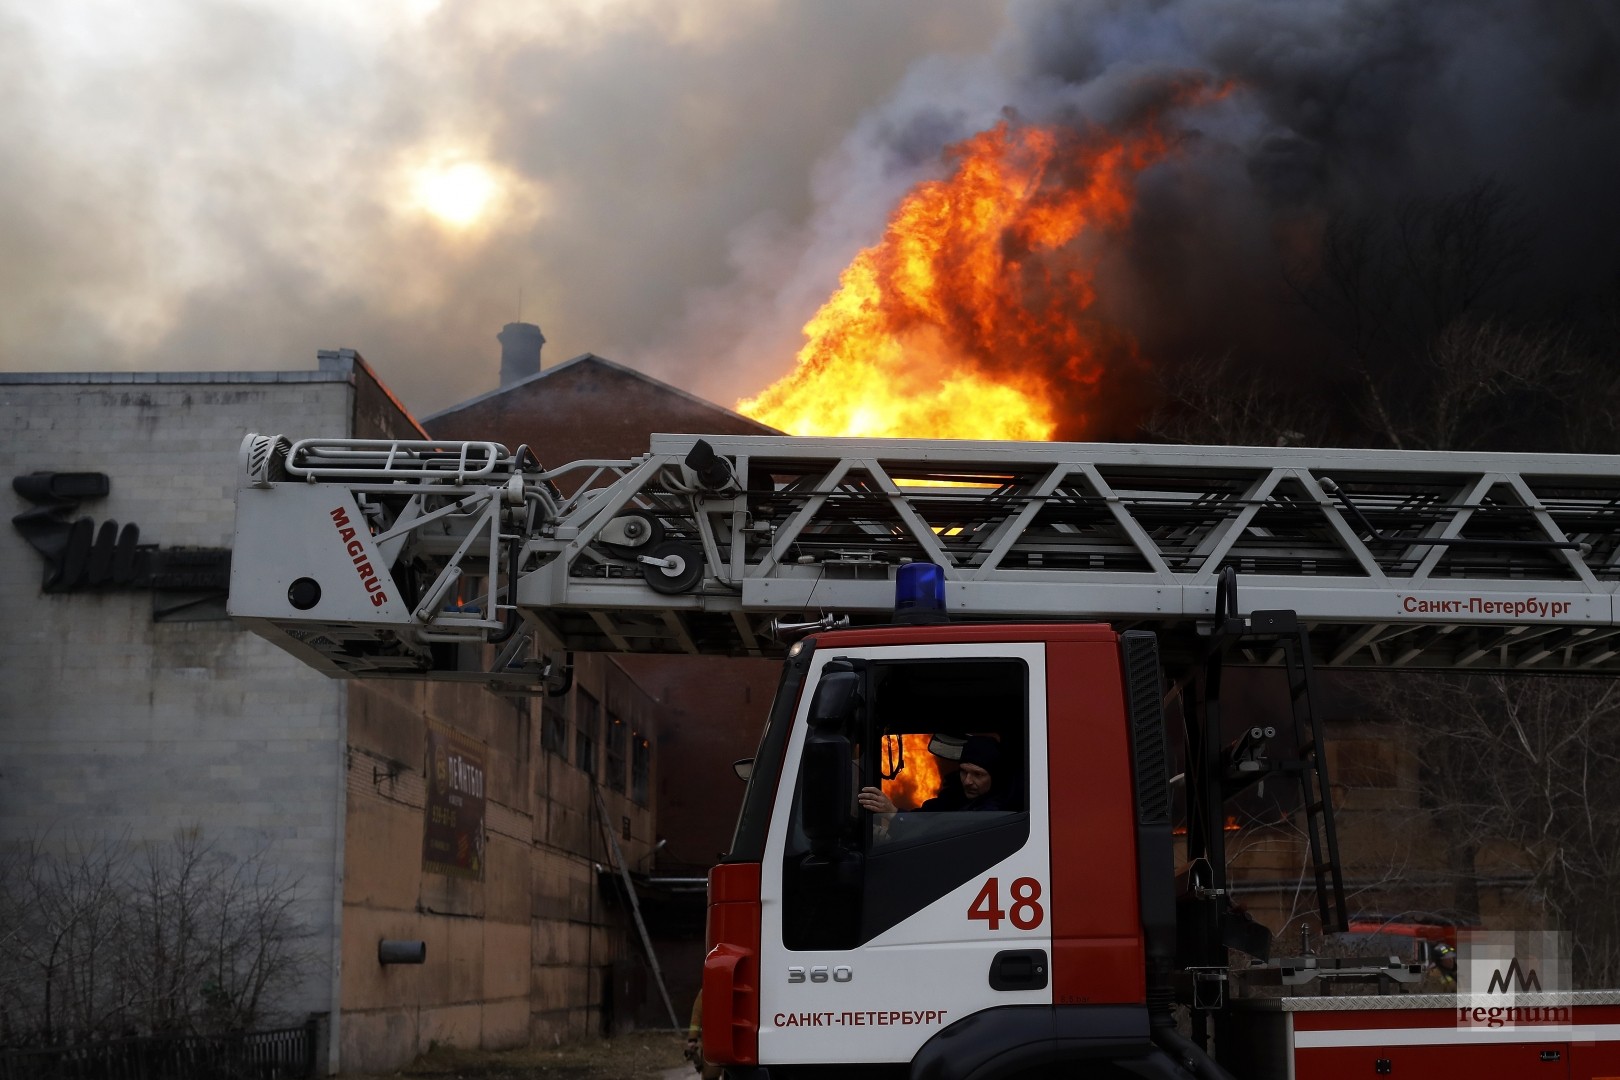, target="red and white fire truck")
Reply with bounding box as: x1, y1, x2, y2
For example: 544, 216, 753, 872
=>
230, 433, 1620, 1079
